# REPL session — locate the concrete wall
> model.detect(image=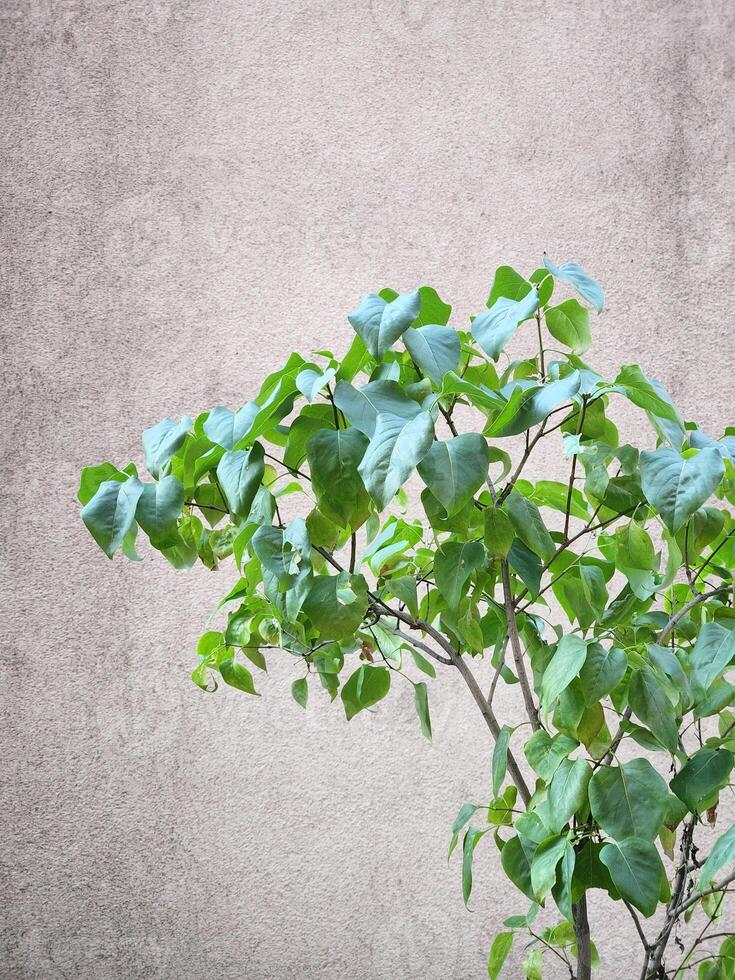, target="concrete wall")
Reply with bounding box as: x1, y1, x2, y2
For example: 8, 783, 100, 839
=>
3, 1, 734, 977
